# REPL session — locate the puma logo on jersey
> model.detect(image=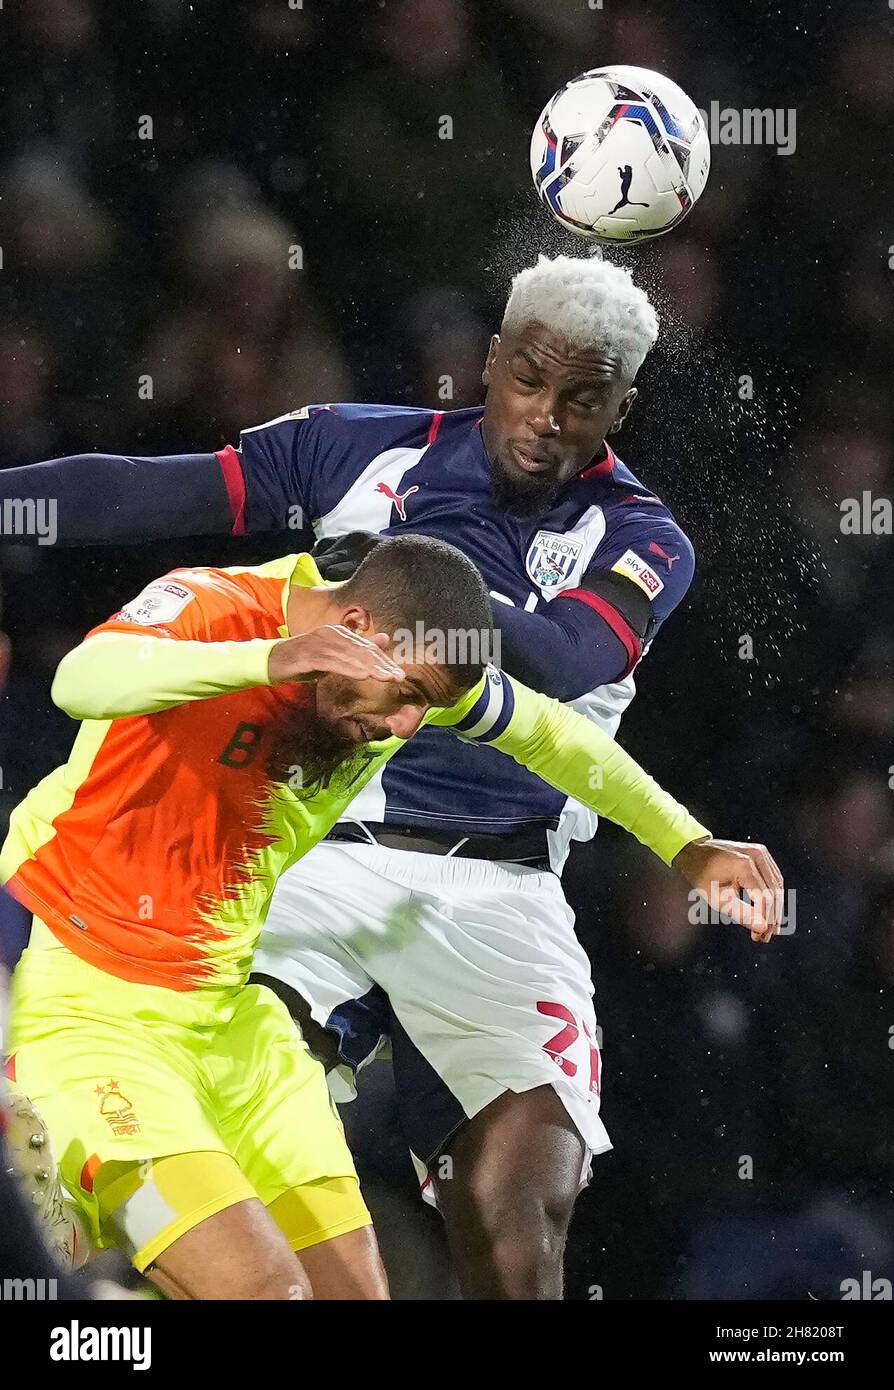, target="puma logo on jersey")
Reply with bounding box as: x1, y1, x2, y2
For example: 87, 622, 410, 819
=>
647, 541, 681, 571
375, 482, 419, 521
